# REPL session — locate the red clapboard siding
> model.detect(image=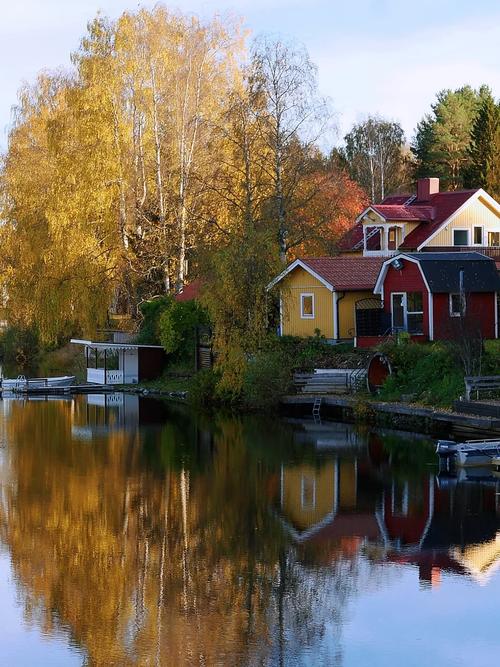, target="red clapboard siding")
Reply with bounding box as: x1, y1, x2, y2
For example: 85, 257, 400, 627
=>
433, 292, 496, 340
